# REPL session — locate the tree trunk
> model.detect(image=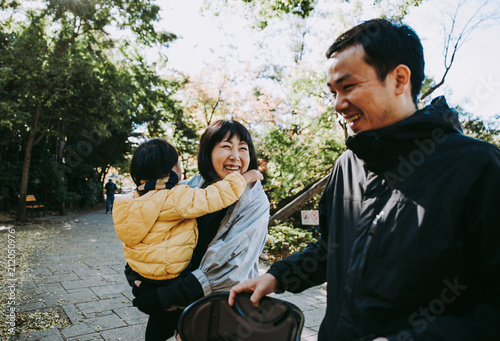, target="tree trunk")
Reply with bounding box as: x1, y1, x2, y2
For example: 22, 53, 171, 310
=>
16, 96, 42, 222
269, 173, 330, 226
